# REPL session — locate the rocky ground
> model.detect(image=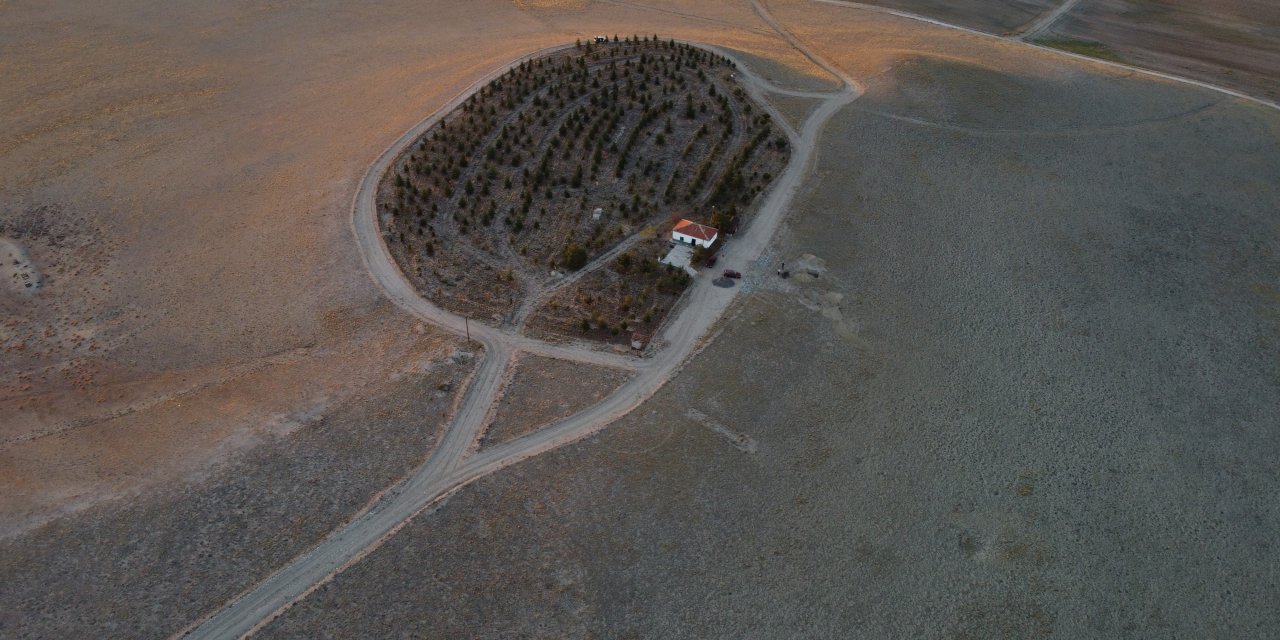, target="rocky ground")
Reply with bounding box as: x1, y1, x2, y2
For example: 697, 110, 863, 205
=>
258, 48, 1280, 639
